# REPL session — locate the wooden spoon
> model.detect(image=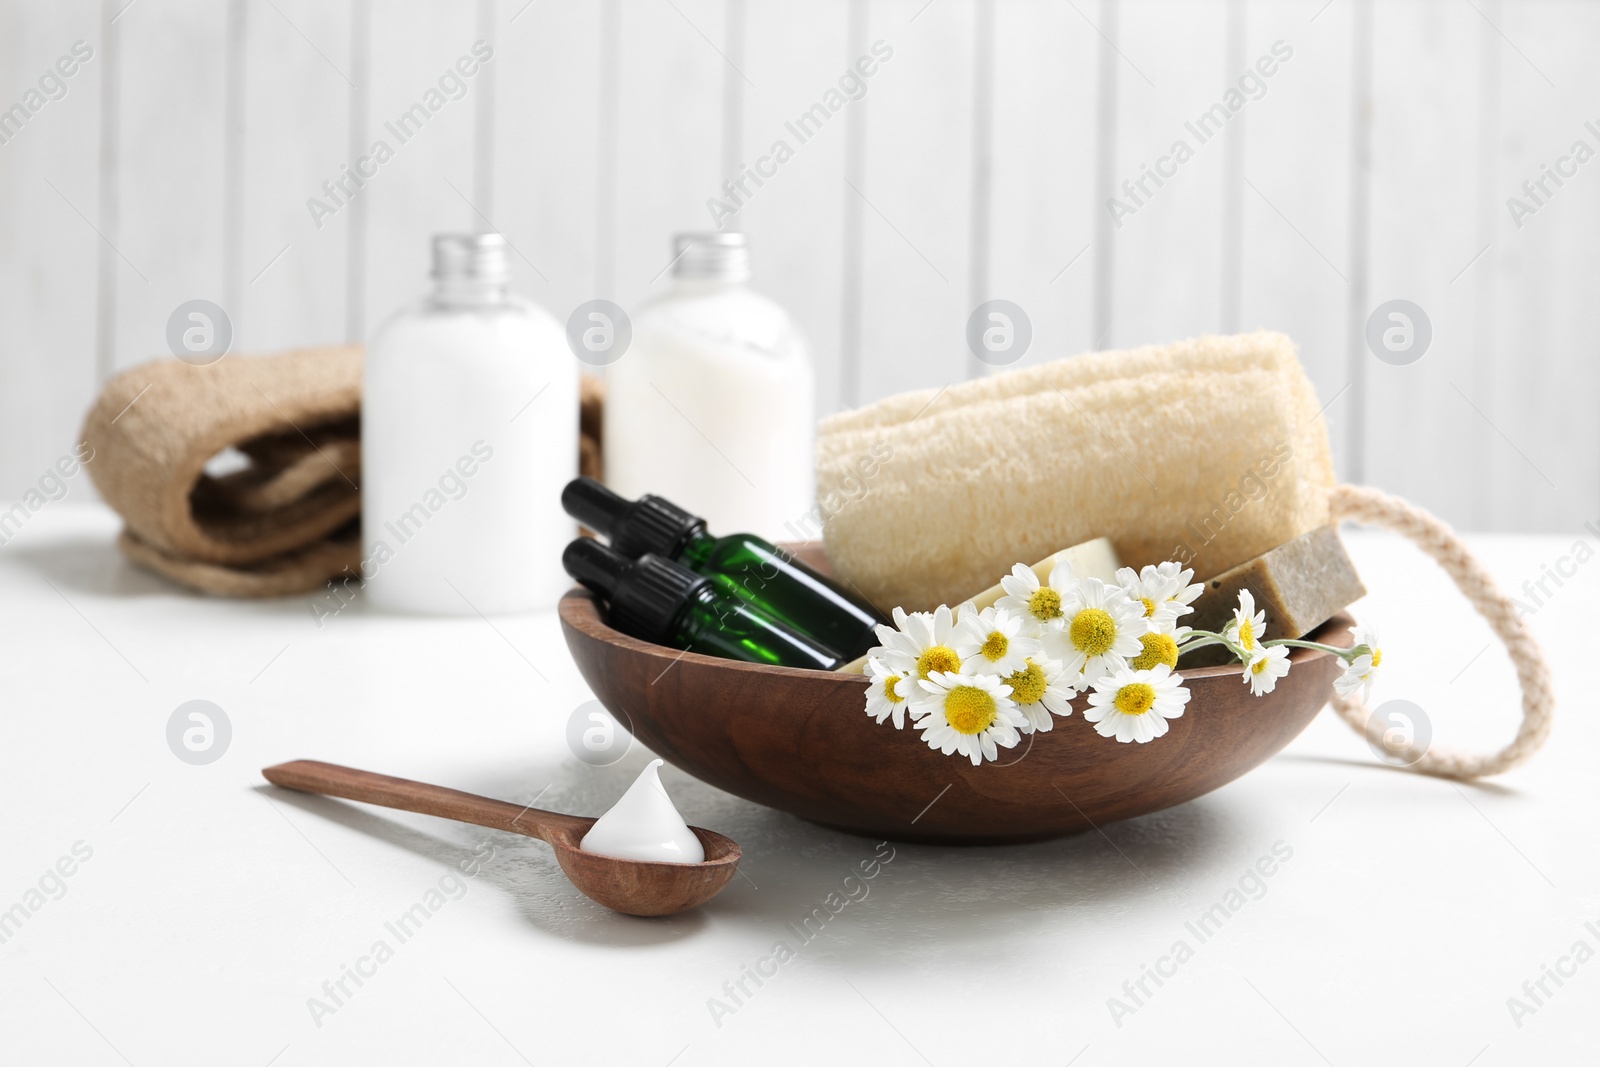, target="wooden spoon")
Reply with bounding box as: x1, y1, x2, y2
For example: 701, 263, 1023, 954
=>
261, 760, 741, 917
